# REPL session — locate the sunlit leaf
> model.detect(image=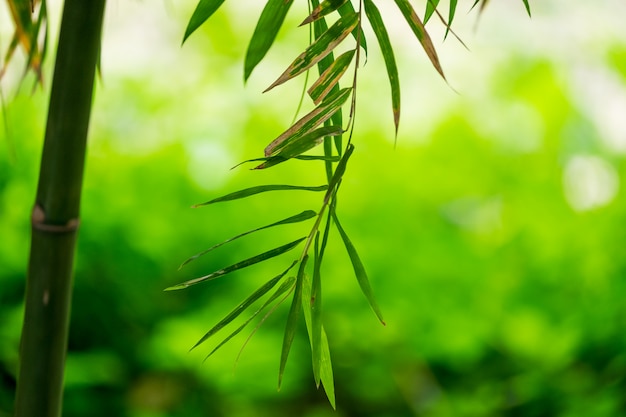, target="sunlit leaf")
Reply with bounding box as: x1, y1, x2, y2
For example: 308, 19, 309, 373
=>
393, 0, 446, 80
264, 12, 358, 93
332, 212, 385, 325
445, 0, 458, 39
300, 0, 347, 26
191, 262, 297, 350
364, 0, 401, 136
256, 125, 343, 169
244, 0, 294, 81
205, 276, 297, 359
165, 237, 306, 290
180, 211, 316, 268
192, 184, 327, 207
308, 49, 355, 105
183, 0, 227, 43
279, 256, 308, 388
265, 87, 351, 157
